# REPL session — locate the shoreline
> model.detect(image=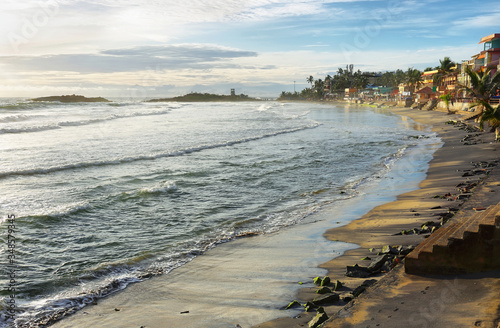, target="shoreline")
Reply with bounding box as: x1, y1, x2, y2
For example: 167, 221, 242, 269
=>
255, 104, 500, 328
42, 103, 500, 328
